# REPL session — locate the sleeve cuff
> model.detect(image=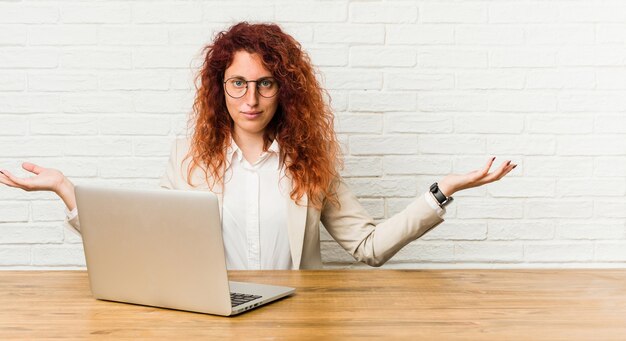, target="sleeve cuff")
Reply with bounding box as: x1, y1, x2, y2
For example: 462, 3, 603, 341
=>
423, 192, 446, 218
